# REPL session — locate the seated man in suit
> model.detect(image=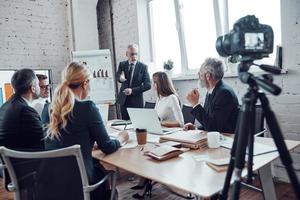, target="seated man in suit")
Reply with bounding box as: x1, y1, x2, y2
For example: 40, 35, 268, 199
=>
0, 69, 44, 196
0, 68, 44, 150
184, 58, 239, 133
116, 44, 151, 120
